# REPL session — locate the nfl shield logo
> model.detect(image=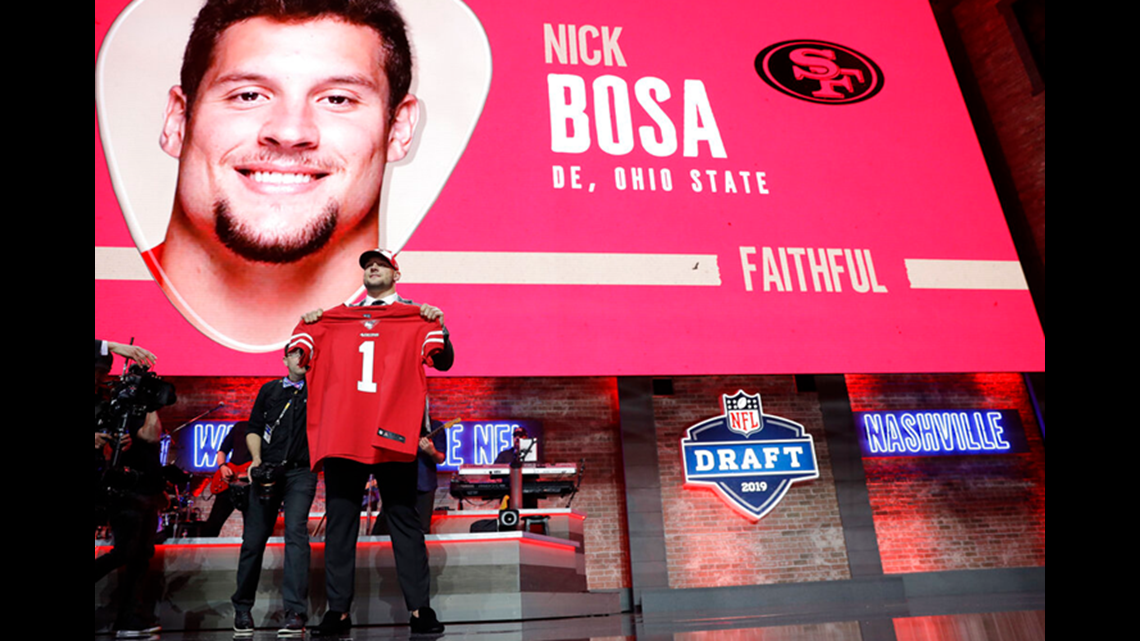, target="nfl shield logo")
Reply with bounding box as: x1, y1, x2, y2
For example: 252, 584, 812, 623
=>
724, 391, 763, 437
